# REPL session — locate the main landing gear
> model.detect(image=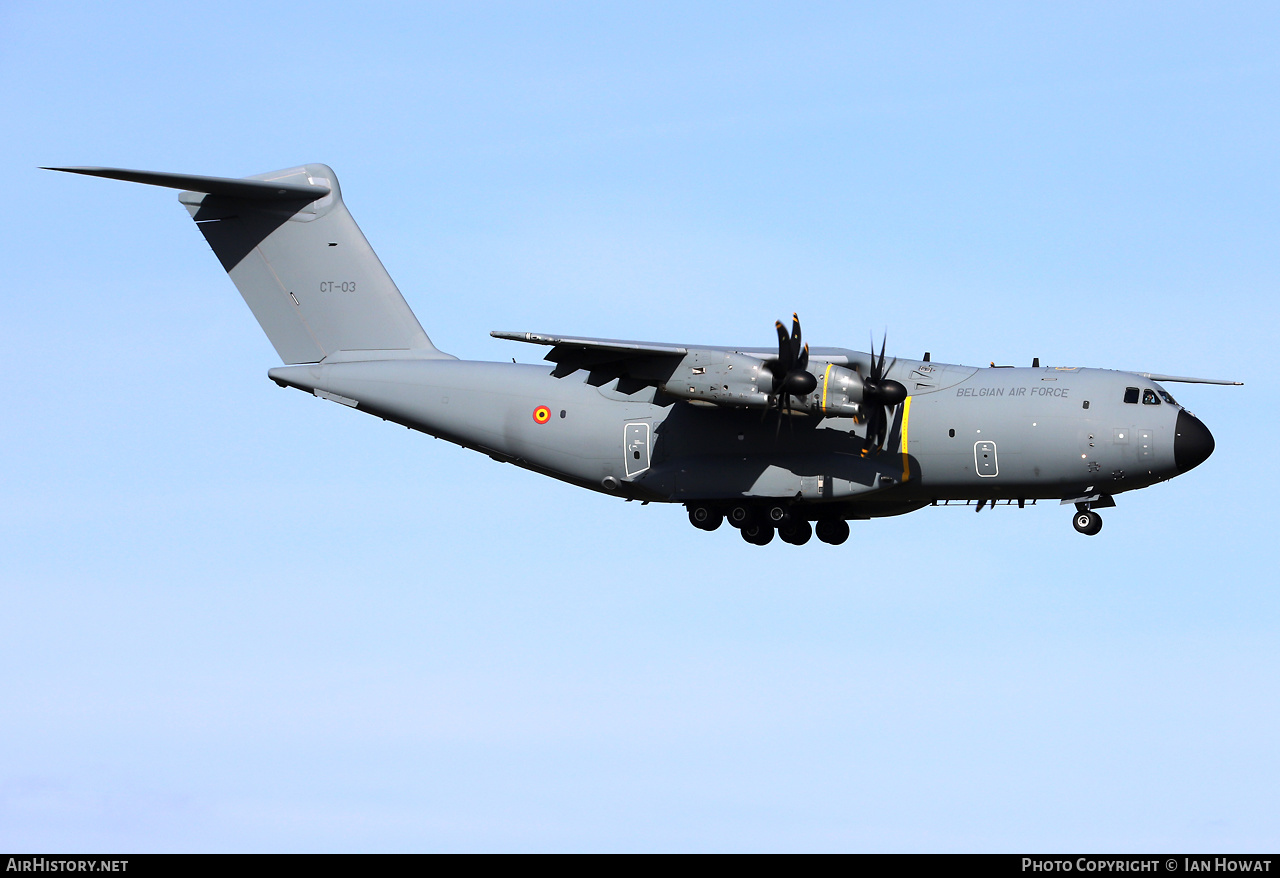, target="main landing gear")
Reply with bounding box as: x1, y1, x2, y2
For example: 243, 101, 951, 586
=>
814, 519, 850, 545
688, 505, 723, 531
685, 503, 847, 546
778, 518, 812, 546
